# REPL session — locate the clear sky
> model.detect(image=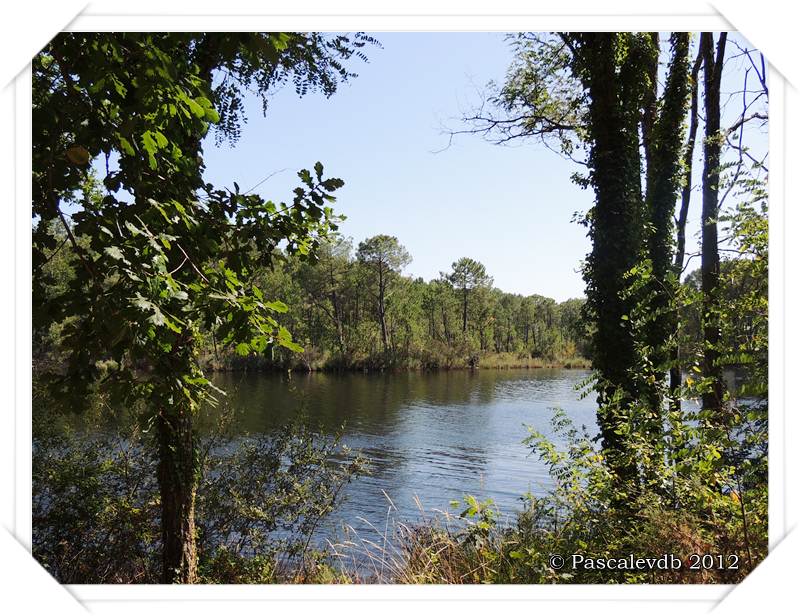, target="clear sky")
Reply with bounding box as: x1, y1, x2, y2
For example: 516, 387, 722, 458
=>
201, 32, 767, 302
